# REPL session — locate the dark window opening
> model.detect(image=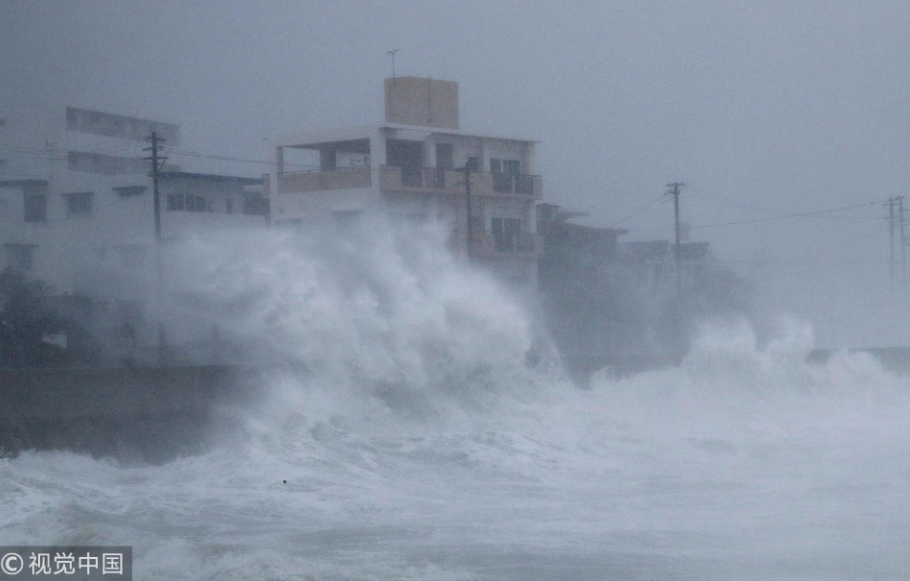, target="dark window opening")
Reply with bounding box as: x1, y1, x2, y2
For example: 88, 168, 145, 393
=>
491, 159, 521, 193
24, 194, 47, 222
243, 193, 268, 216
114, 185, 147, 197
436, 143, 454, 170
64, 192, 94, 217
491, 217, 522, 252
4, 244, 35, 272
167, 193, 184, 211
167, 193, 208, 212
